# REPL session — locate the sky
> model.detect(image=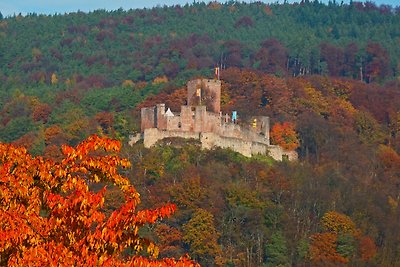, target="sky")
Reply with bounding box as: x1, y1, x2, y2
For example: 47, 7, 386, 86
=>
0, 0, 398, 17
